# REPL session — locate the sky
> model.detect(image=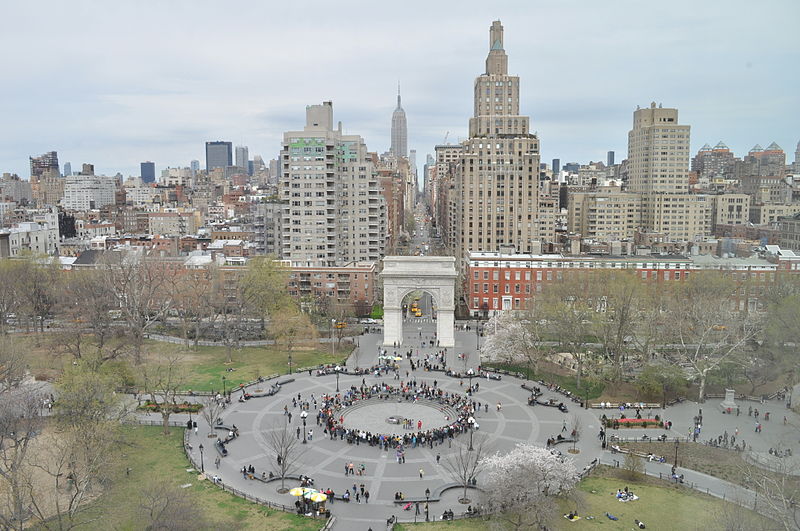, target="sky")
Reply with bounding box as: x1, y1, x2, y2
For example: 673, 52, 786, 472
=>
0, 0, 798, 179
